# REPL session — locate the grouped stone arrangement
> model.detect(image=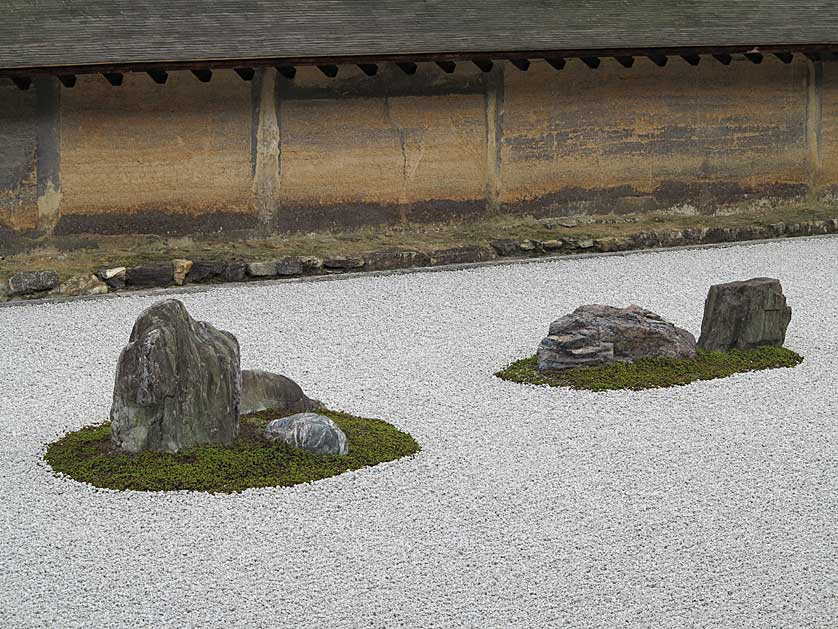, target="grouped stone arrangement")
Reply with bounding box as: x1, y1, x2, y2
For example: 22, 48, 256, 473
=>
110, 298, 347, 456
536, 277, 792, 372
